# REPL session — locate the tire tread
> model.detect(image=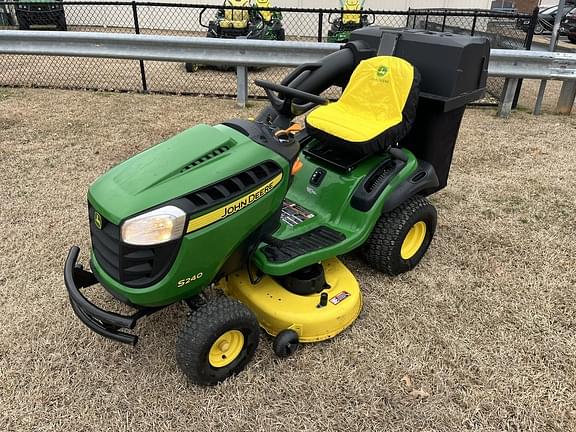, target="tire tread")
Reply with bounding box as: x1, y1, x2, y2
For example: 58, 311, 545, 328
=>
361, 196, 436, 276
